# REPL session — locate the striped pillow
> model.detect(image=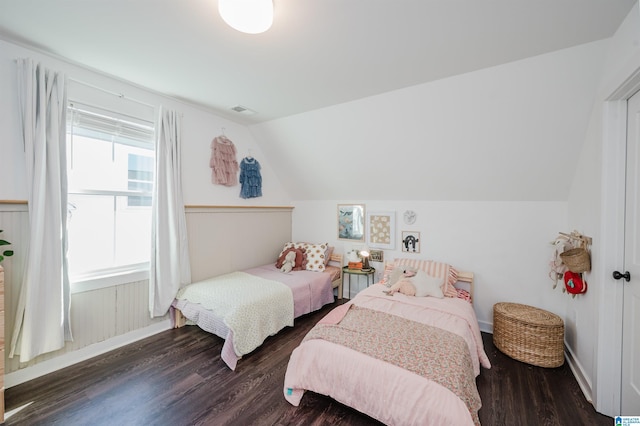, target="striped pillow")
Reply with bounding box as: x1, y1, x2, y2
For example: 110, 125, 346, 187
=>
380, 263, 396, 286
390, 258, 459, 298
